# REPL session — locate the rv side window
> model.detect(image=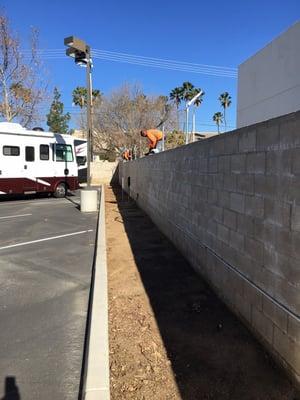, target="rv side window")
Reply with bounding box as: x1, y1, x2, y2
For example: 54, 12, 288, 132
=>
55, 144, 74, 162
40, 145, 49, 160
3, 146, 20, 156
25, 146, 35, 162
